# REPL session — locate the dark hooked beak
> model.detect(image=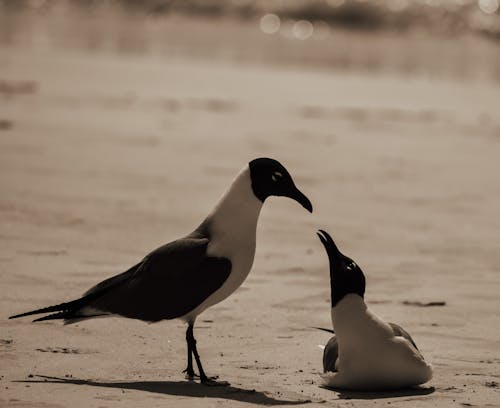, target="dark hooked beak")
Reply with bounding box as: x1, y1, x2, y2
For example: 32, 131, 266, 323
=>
287, 186, 313, 213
